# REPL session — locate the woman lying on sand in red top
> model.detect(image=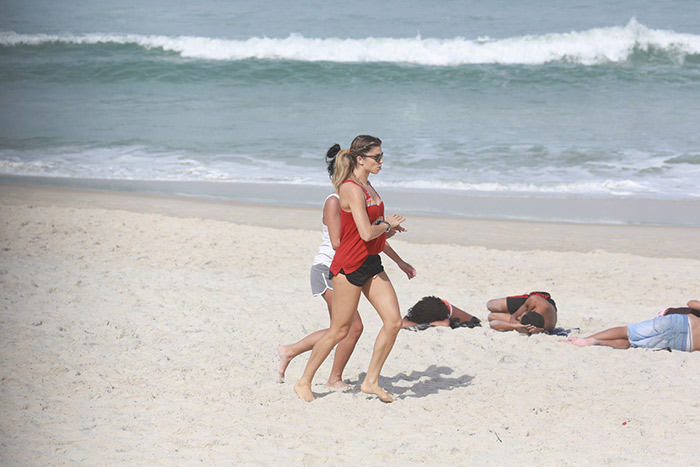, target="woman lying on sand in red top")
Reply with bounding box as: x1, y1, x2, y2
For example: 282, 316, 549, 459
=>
401, 296, 481, 331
